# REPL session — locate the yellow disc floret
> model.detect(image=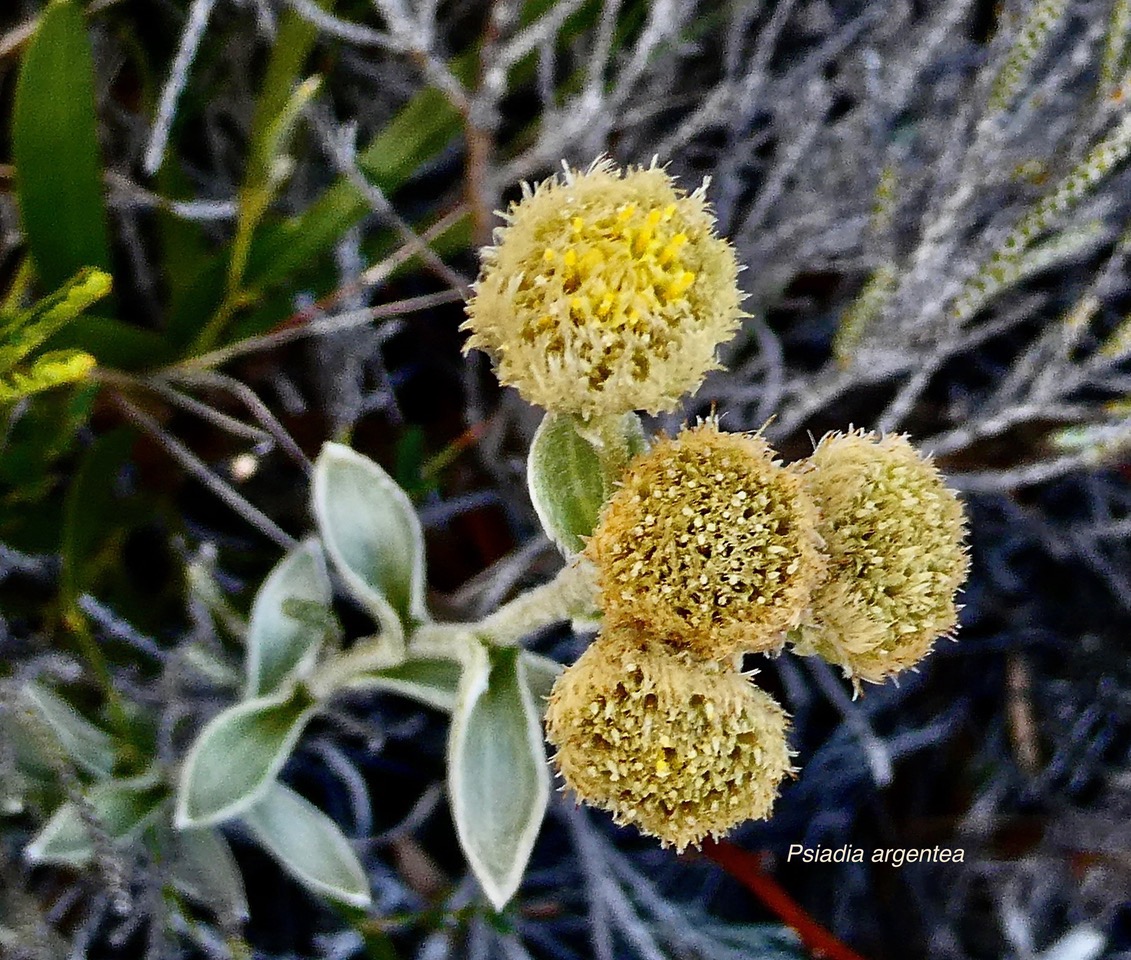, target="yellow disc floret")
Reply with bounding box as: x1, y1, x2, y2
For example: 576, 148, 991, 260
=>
544, 624, 794, 851
791, 431, 970, 684
462, 159, 744, 419
585, 422, 825, 658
